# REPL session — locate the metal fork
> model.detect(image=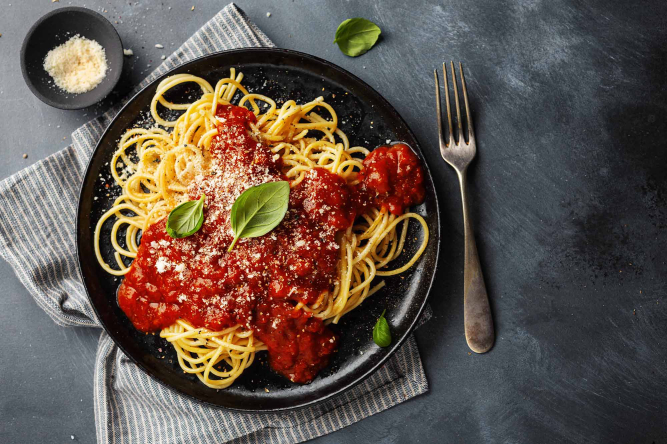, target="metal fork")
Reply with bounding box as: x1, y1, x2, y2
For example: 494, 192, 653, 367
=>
434, 62, 494, 353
